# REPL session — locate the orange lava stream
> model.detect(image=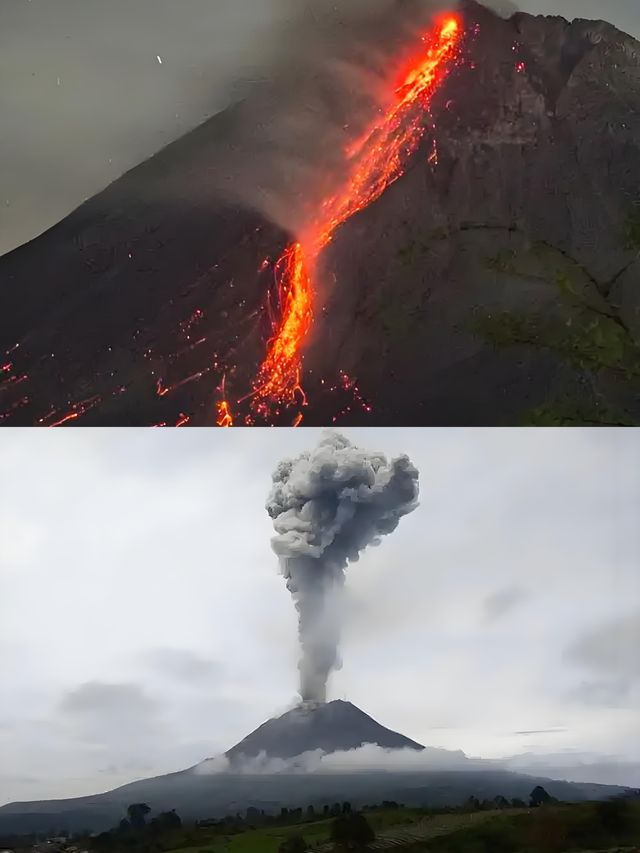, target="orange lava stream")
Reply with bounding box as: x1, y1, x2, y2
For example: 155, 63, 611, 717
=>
216, 399, 234, 427
247, 241, 312, 423
243, 14, 462, 423
216, 375, 234, 427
